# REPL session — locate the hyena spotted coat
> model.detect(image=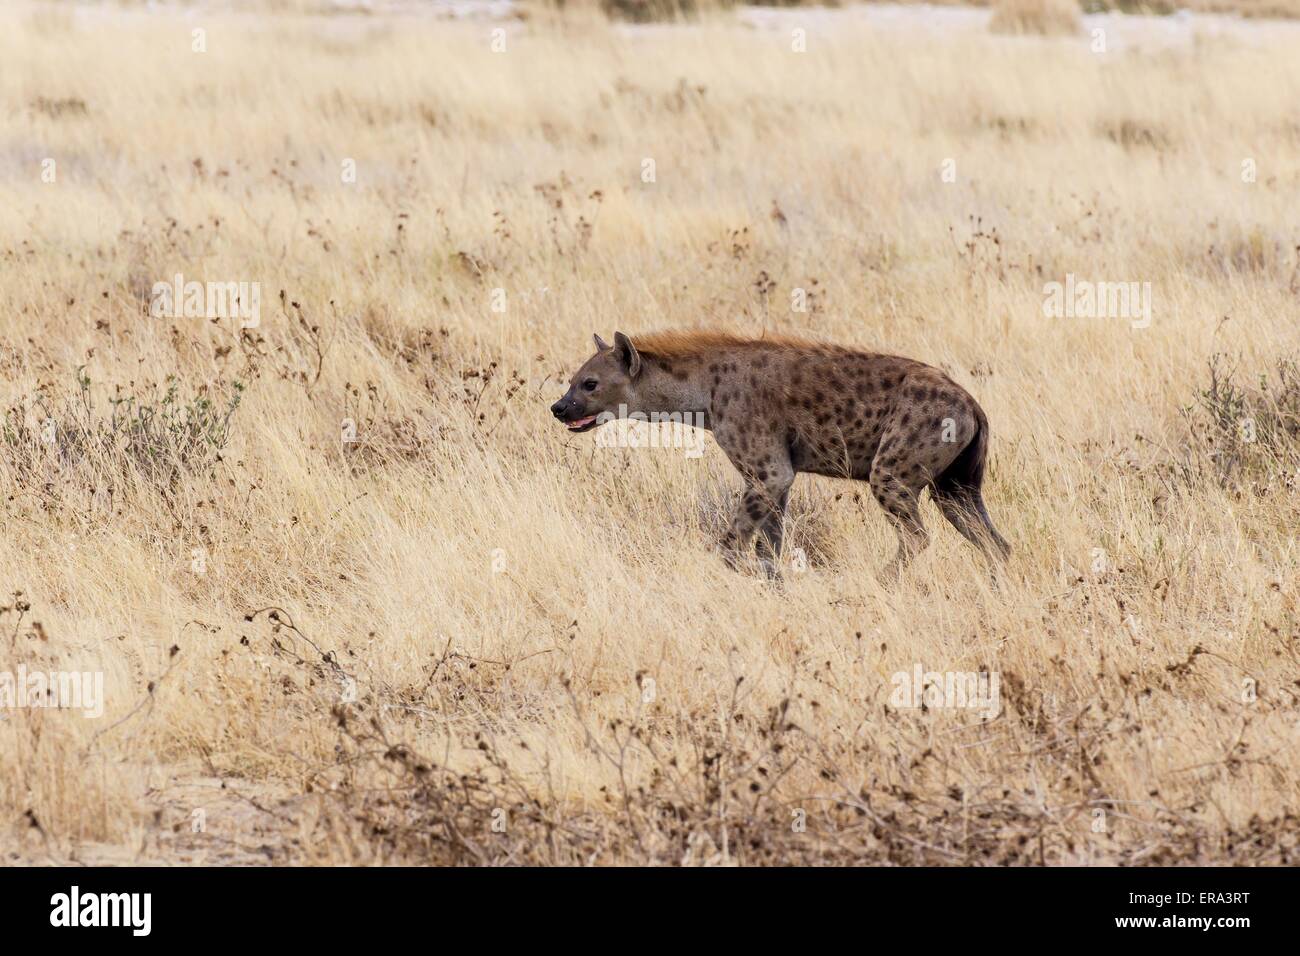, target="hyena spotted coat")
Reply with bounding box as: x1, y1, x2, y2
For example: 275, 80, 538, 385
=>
551, 330, 1010, 577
